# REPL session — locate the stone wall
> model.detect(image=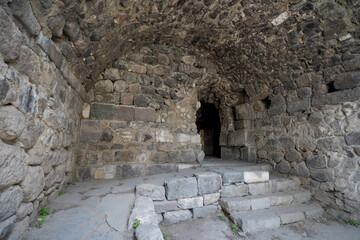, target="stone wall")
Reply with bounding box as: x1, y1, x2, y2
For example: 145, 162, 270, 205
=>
0, 3, 85, 239
76, 45, 257, 180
